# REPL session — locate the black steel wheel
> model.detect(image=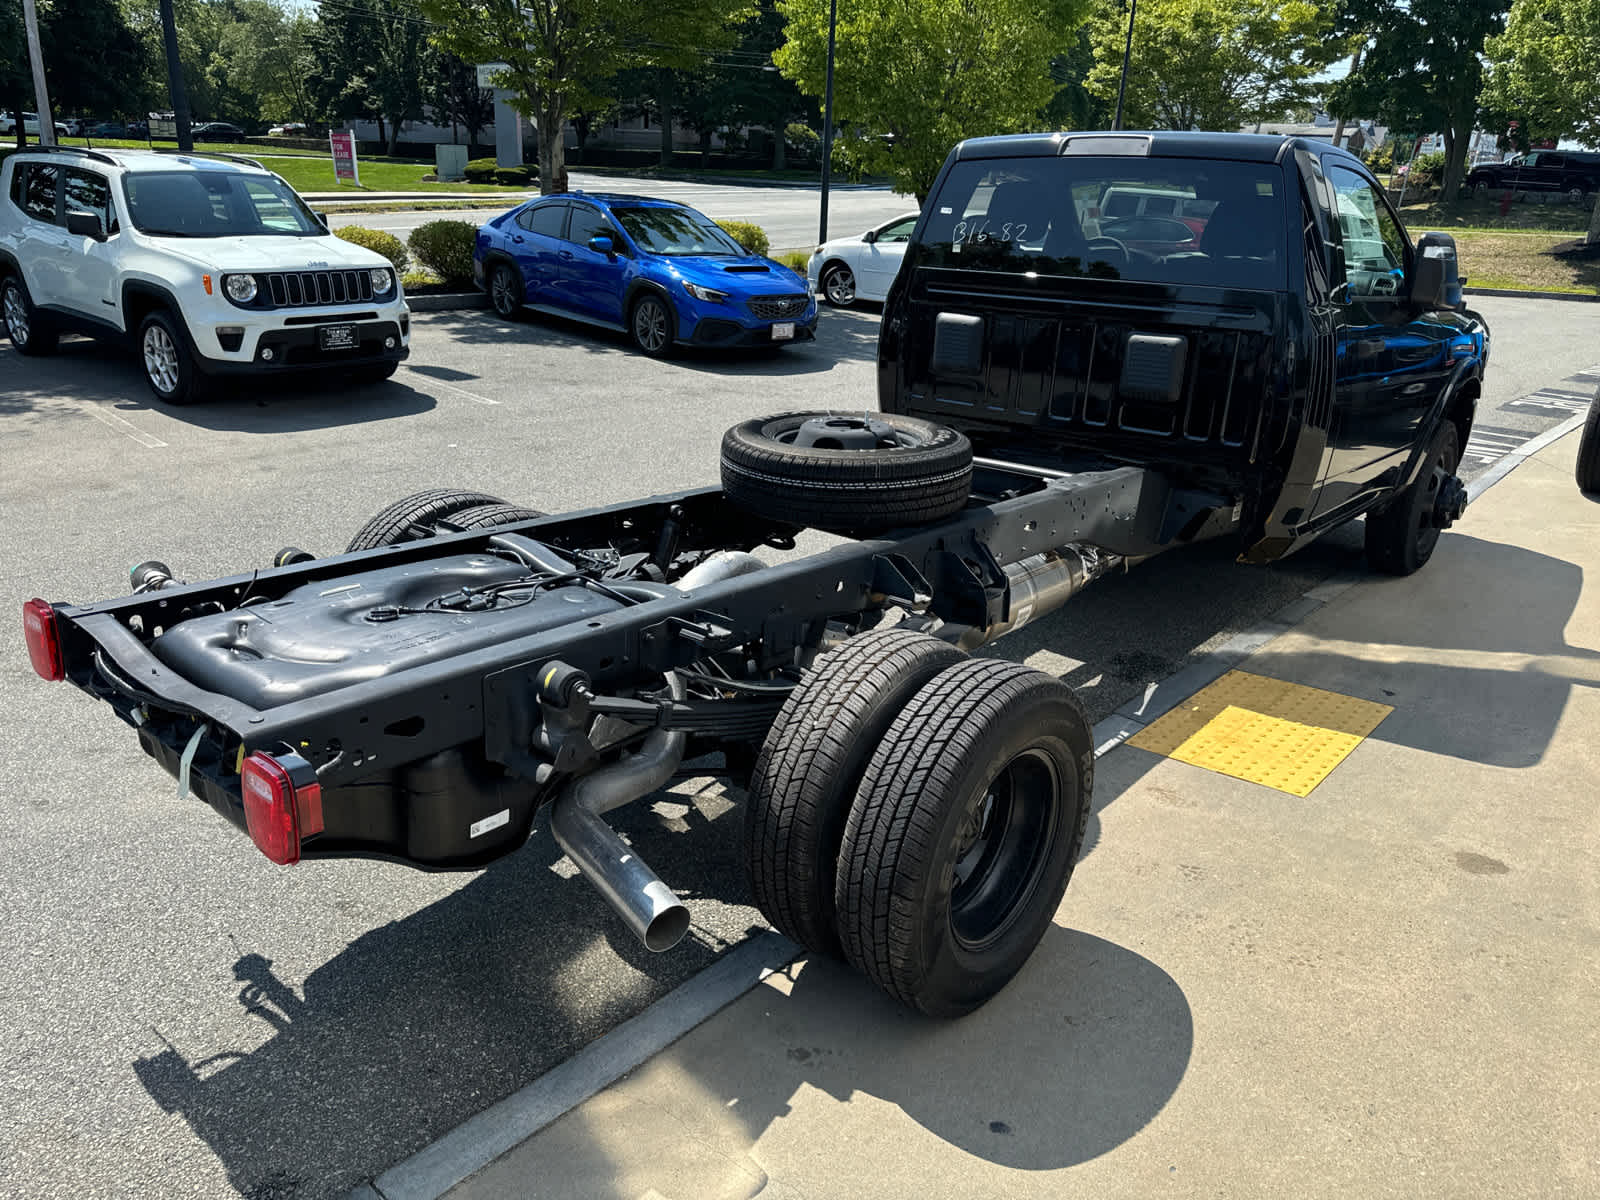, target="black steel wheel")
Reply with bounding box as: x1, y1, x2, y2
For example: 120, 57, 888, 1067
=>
1577, 386, 1600, 494
346, 488, 526, 552
720, 410, 972, 535
2, 274, 56, 355
834, 658, 1093, 1016
820, 262, 856, 307
1365, 421, 1463, 576
489, 262, 523, 319
139, 310, 209, 405
745, 628, 966, 956
629, 294, 673, 357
